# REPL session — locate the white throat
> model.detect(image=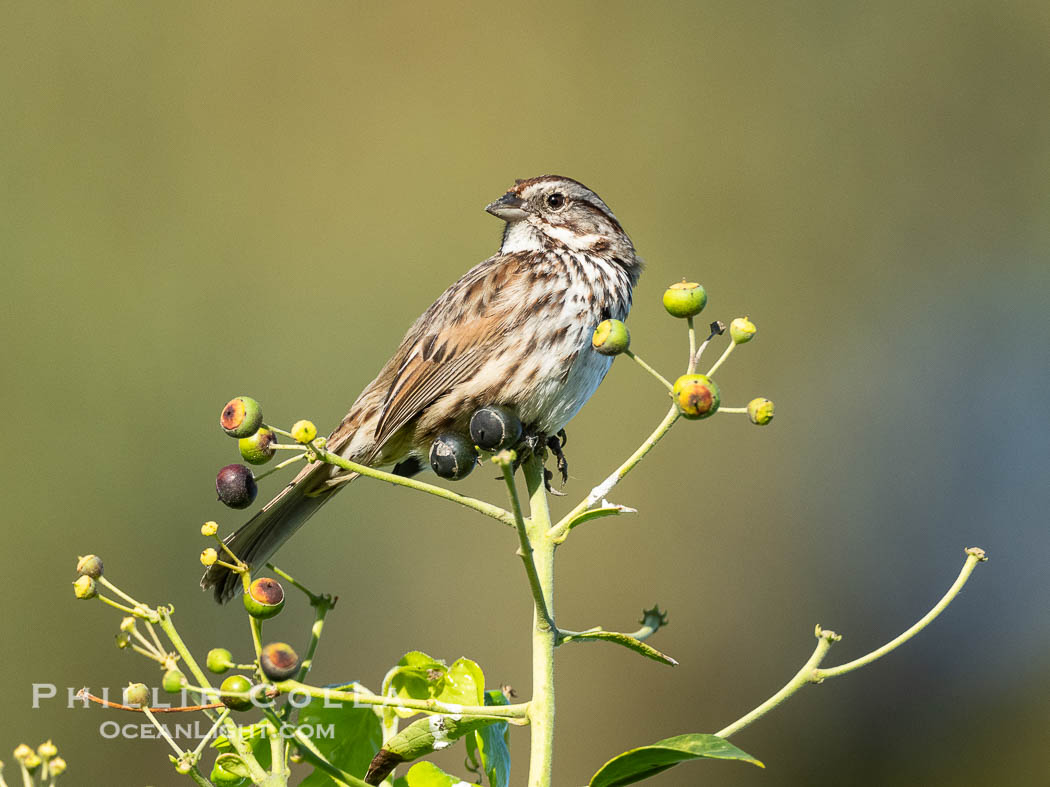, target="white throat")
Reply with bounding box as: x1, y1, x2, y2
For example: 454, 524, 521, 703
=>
499, 220, 545, 254
499, 219, 613, 254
